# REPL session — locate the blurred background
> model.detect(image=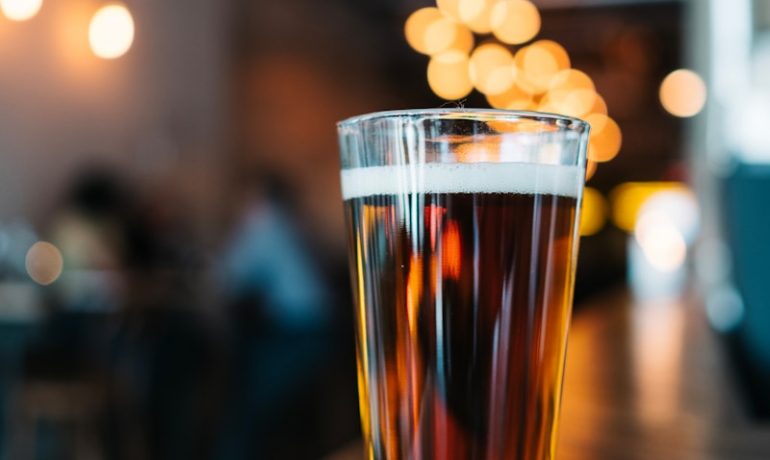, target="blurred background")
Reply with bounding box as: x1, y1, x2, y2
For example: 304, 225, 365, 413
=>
0, 0, 768, 458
